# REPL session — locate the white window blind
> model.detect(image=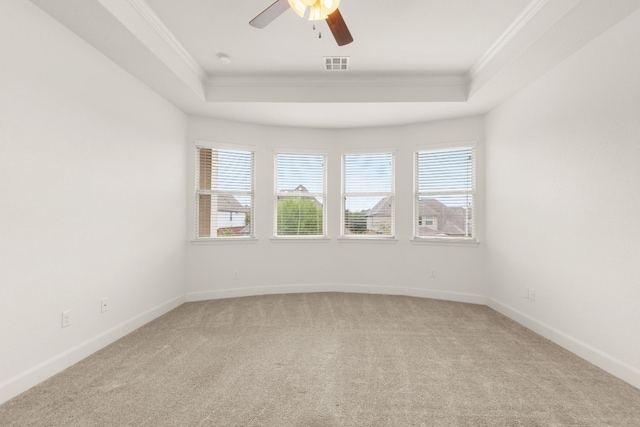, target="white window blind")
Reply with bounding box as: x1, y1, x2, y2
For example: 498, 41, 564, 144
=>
196, 146, 254, 239
342, 152, 394, 237
415, 147, 475, 239
275, 152, 326, 237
